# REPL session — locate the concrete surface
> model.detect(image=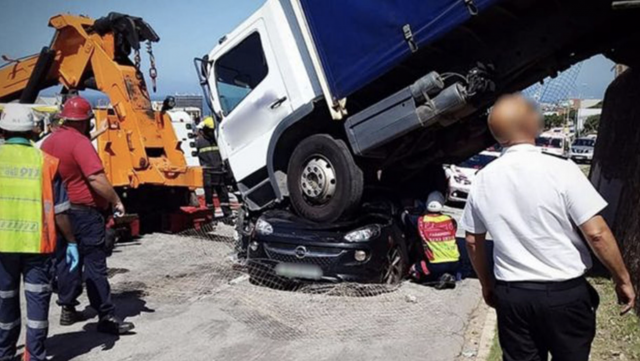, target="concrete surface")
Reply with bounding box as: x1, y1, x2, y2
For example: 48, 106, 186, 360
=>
14, 215, 482, 361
